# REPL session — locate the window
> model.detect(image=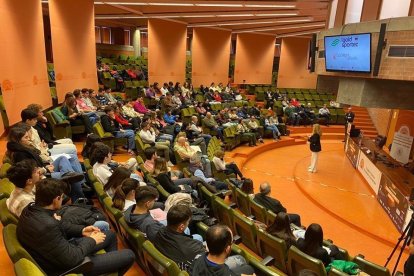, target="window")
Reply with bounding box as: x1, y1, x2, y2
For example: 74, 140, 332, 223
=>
388, 45, 414, 57
95, 27, 101, 43
101, 27, 112, 44
124, 30, 130, 46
